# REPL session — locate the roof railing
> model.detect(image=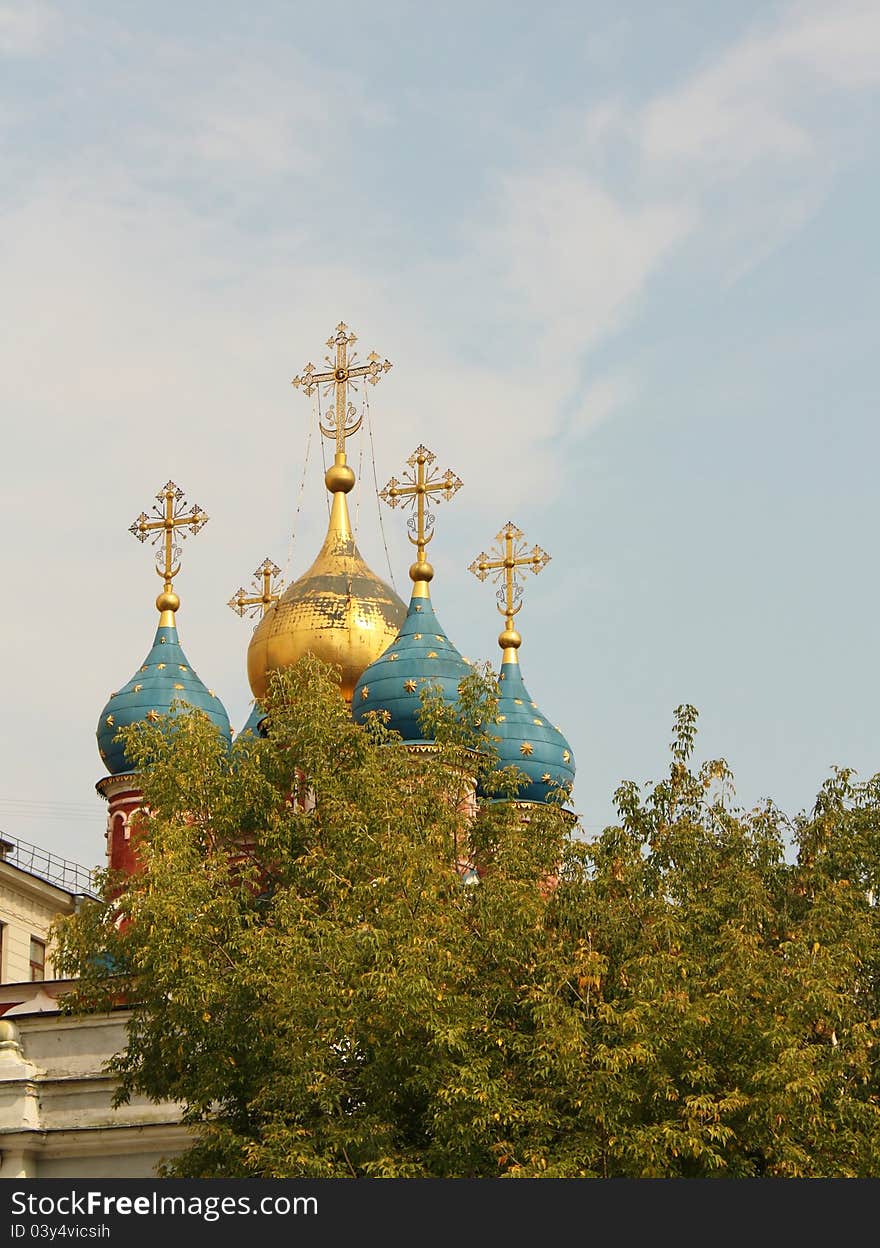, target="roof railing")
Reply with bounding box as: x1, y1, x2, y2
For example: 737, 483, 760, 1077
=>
0, 834, 98, 898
